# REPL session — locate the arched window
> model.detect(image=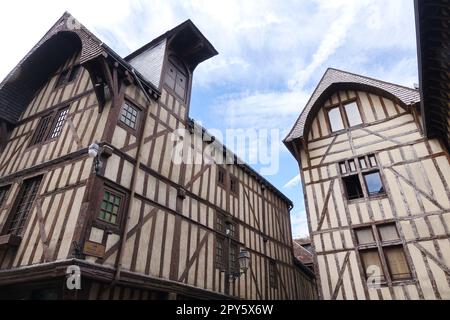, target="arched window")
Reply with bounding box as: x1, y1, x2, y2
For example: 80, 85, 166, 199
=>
164, 56, 188, 101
